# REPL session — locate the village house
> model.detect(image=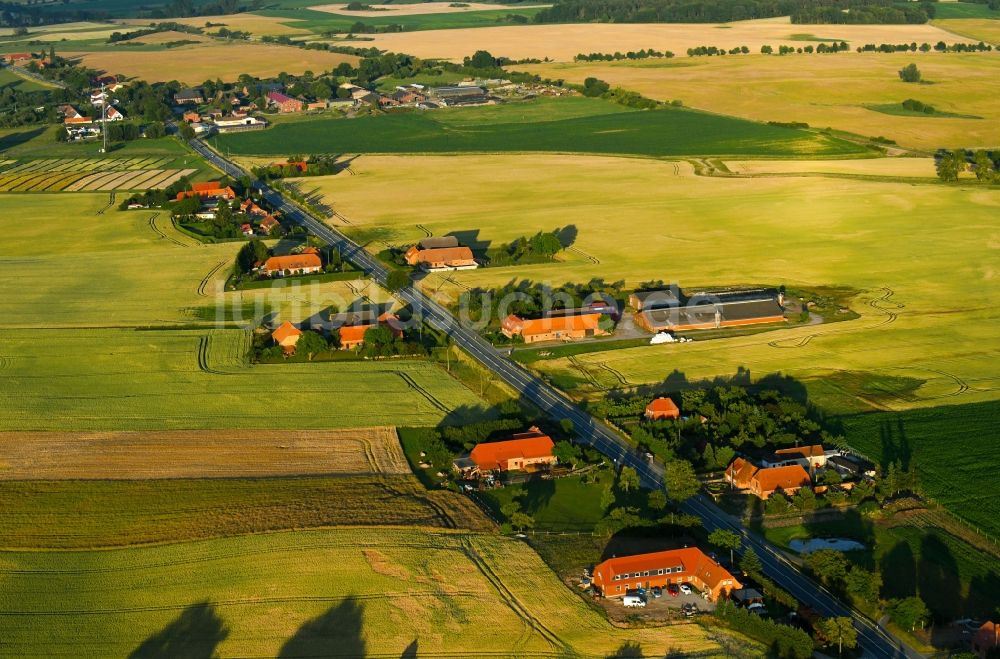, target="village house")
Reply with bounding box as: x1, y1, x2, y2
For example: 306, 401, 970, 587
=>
174, 88, 204, 105
453, 427, 556, 476
3, 53, 33, 64
258, 215, 281, 235
973, 621, 999, 659
182, 111, 201, 123
97, 106, 124, 122
63, 114, 93, 126
762, 444, 830, 470
726, 458, 813, 499
645, 397, 680, 421
331, 310, 403, 350
271, 321, 302, 353
90, 90, 107, 106
404, 237, 477, 271
175, 181, 236, 202
262, 253, 322, 277
267, 91, 304, 113
501, 312, 607, 344
592, 547, 742, 601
